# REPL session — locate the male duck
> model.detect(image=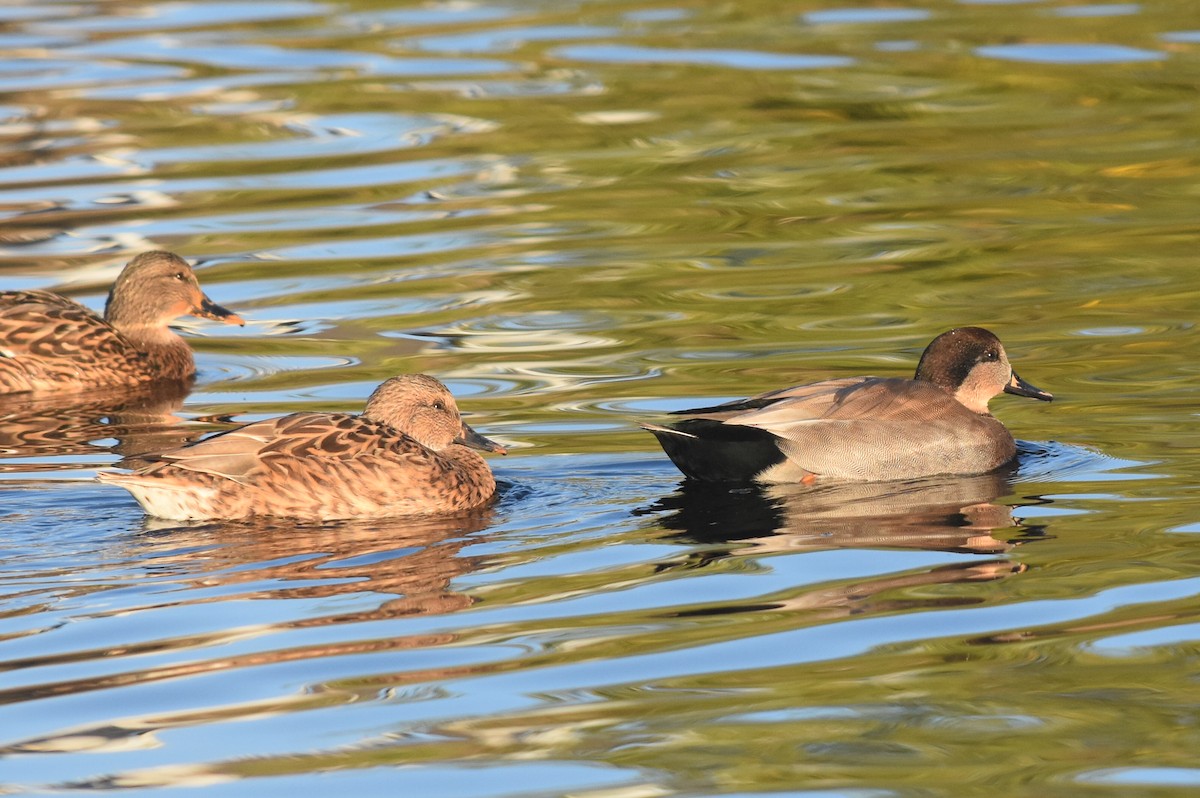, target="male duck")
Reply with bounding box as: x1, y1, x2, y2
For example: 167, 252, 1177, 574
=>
98, 374, 507, 521
0, 250, 243, 394
642, 327, 1052, 483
